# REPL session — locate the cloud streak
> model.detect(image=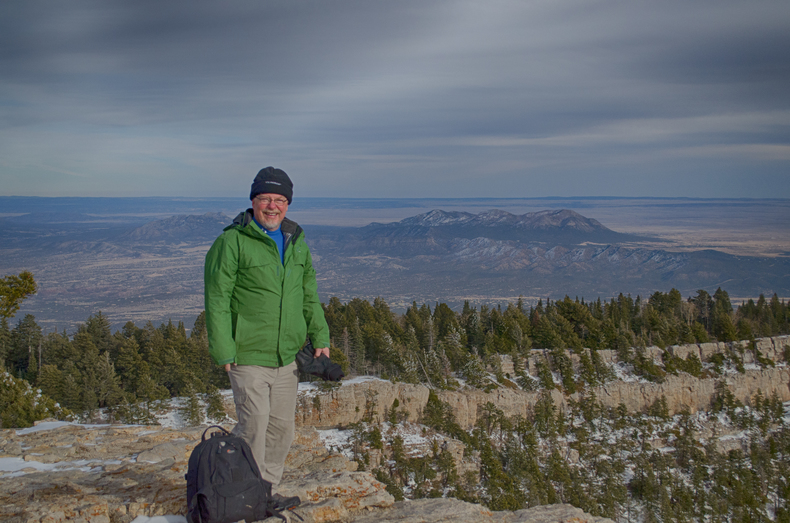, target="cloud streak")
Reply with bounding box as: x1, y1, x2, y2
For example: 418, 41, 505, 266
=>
1, 0, 788, 198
